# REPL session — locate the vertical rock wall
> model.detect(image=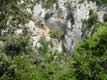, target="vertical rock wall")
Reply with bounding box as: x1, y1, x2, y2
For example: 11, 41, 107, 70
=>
30, 0, 105, 52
